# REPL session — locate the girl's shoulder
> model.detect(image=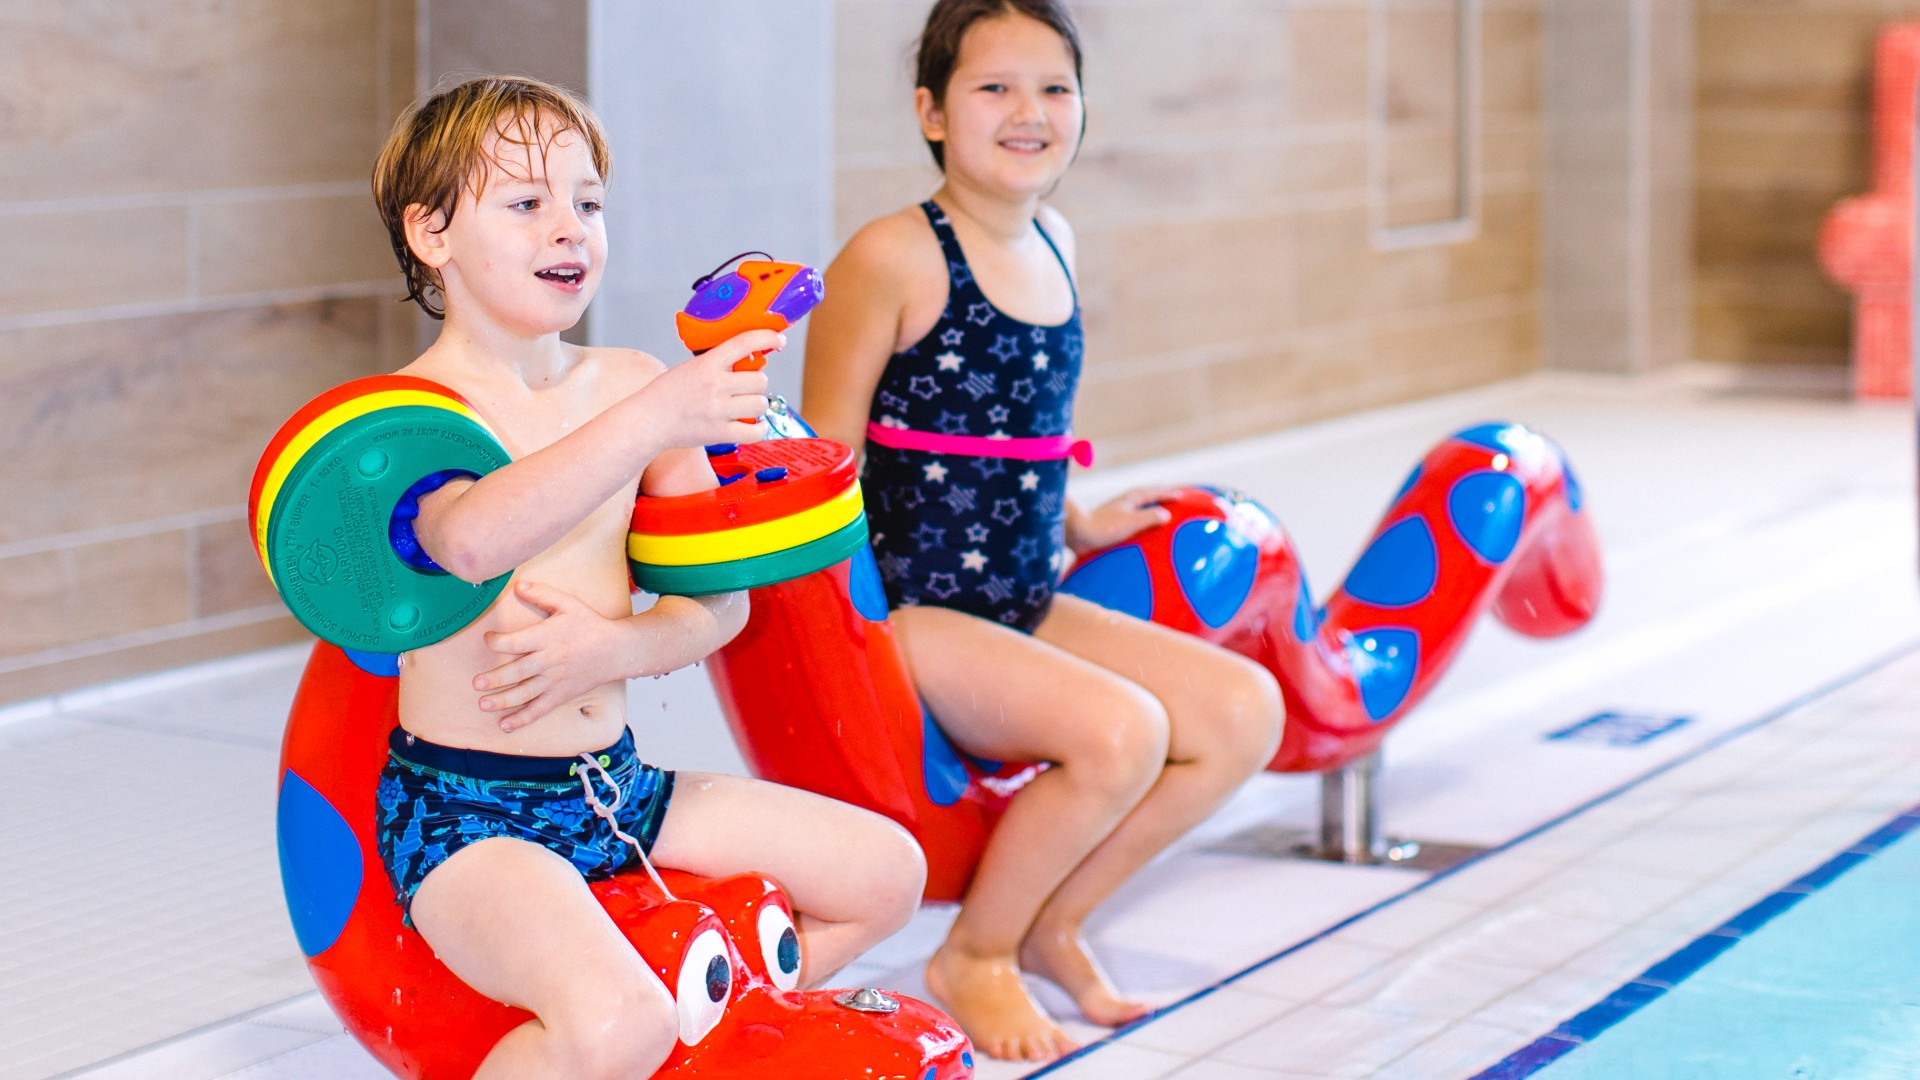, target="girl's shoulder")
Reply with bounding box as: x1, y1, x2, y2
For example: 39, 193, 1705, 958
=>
832, 204, 948, 287
1035, 203, 1077, 267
